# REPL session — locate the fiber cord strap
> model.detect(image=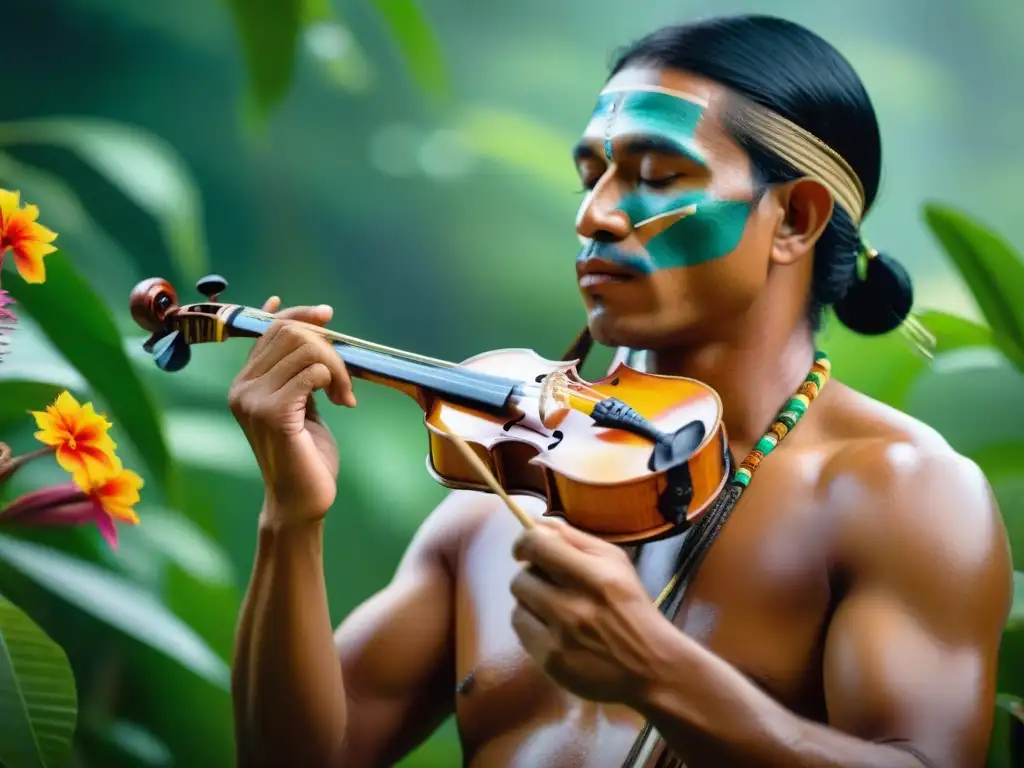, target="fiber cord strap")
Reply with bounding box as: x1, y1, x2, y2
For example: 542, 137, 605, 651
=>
621, 482, 743, 767
727, 96, 865, 224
